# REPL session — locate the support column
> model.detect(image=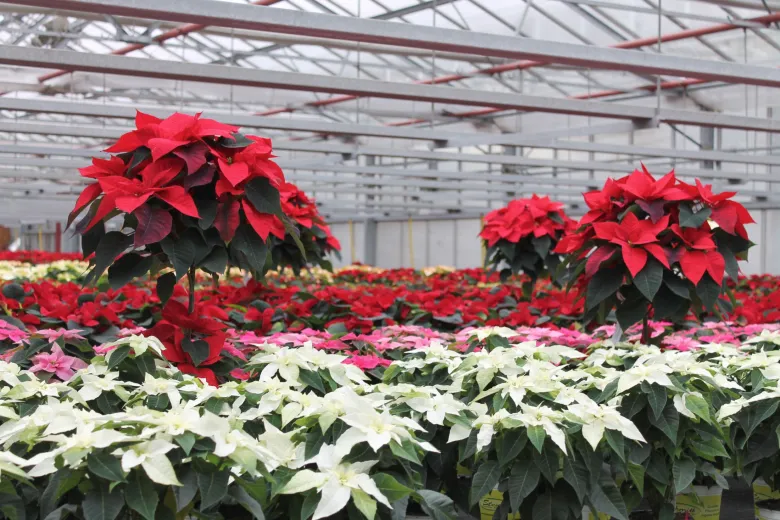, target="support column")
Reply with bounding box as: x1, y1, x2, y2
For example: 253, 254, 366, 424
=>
363, 218, 377, 266
700, 126, 715, 172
